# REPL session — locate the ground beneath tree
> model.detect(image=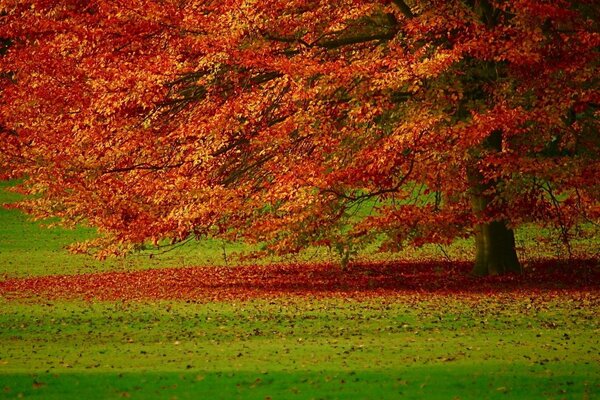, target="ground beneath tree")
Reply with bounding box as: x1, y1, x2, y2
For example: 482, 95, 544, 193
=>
1, 259, 598, 301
